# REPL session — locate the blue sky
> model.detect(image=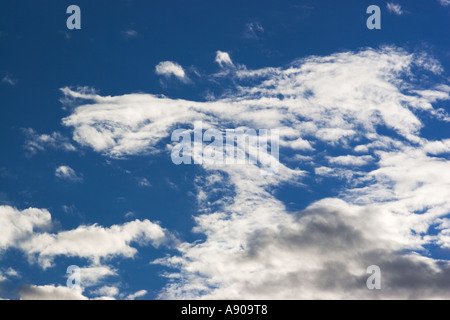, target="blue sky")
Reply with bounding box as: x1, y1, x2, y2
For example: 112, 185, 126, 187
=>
0, 0, 450, 299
